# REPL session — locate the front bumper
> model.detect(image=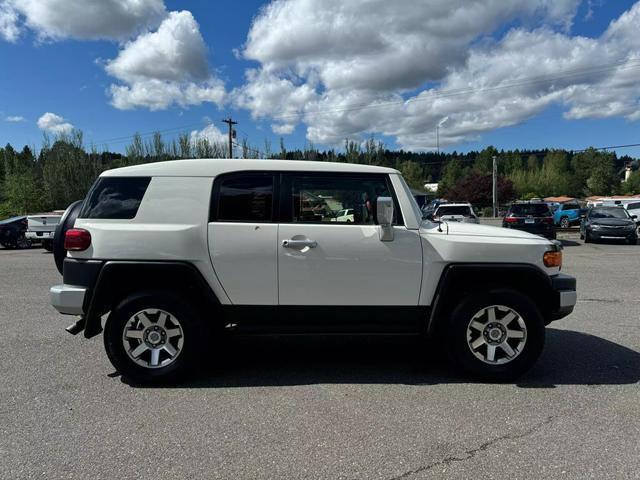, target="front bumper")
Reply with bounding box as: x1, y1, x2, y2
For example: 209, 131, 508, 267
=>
549, 273, 577, 321
50, 284, 87, 315
589, 228, 636, 240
